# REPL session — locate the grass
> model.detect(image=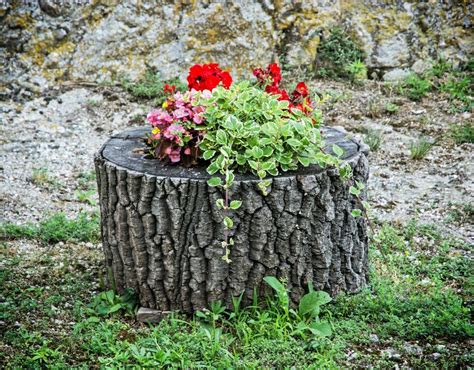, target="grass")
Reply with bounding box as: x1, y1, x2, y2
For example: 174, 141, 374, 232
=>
31, 167, 61, 188
1, 217, 472, 368
0, 212, 100, 244
397, 74, 432, 101
410, 137, 433, 159
364, 129, 383, 152
121, 70, 187, 105
450, 123, 474, 144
